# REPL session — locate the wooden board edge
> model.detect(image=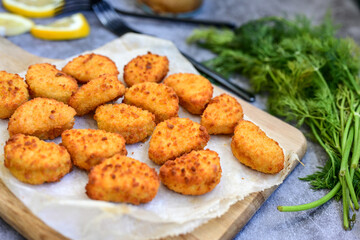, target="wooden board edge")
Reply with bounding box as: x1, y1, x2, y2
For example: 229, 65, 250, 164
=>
0, 37, 59, 73
0, 180, 68, 240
